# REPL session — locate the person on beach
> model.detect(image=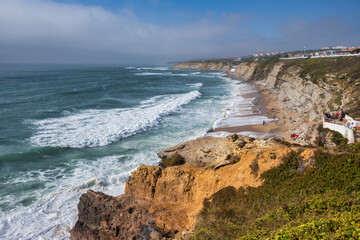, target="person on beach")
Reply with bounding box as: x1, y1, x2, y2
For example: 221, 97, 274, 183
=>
291, 133, 299, 140
323, 112, 331, 121
335, 111, 340, 119
339, 109, 345, 121
263, 120, 266, 125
